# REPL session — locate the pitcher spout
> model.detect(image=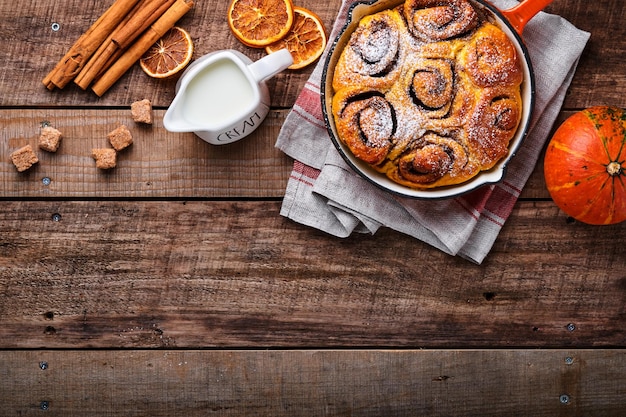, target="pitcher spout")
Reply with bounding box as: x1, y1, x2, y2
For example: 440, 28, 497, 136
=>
163, 90, 196, 133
